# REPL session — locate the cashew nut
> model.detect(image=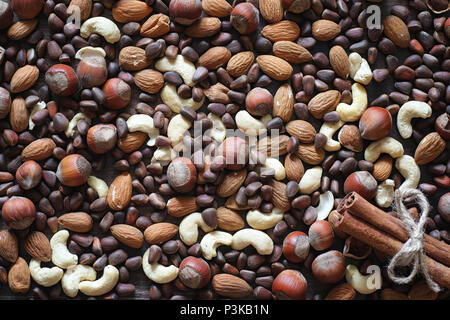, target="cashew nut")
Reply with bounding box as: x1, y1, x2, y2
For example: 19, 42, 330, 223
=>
151, 146, 177, 166
50, 230, 78, 269
345, 264, 382, 294
246, 207, 284, 230
65, 112, 91, 138
206, 113, 226, 143
299, 166, 323, 194
155, 55, 196, 86
78, 265, 119, 296
87, 176, 108, 198
75, 46, 106, 60
397, 101, 432, 139
316, 191, 334, 220
29, 259, 63, 287
395, 155, 420, 191
336, 83, 368, 122
200, 231, 233, 260
142, 248, 179, 283
160, 84, 204, 113
29, 101, 46, 130
364, 137, 404, 162
320, 120, 345, 152
349, 52, 373, 85
375, 179, 395, 208
263, 158, 286, 180
235, 110, 267, 136
179, 212, 215, 246
167, 114, 191, 150
80, 17, 121, 44
61, 264, 97, 298
126, 114, 159, 147
231, 229, 274, 255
